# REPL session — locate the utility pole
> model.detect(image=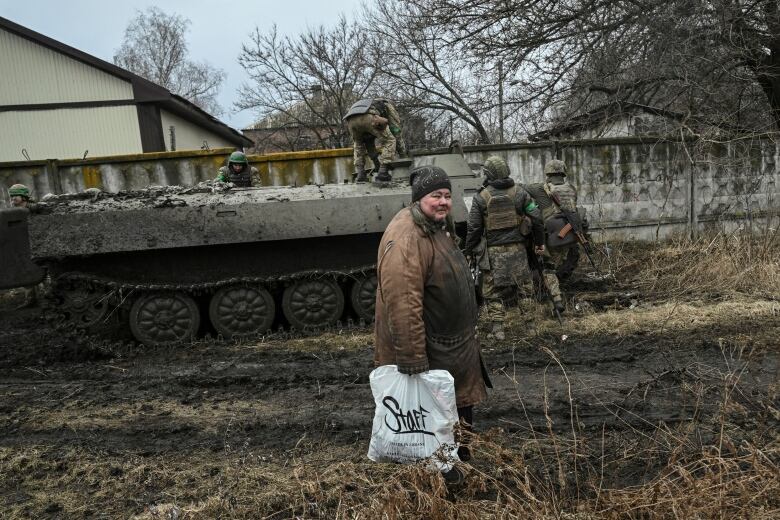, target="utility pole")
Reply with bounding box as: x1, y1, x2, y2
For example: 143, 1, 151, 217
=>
498, 62, 504, 144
